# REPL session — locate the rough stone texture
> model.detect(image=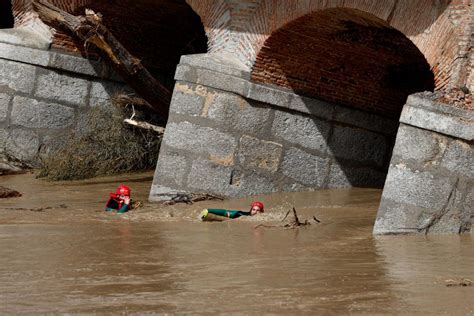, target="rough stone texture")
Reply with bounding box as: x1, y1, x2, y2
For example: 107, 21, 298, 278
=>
0, 59, 36, 93
0, 41, 50, 66
35, 71, 89, 105
281, 147, 329, 187
229, 170, 277, 197
90, 80, 126, 107
329, 126, 387, 167
382, 165, 454, 210
237, 135, 282, 173
151, 55, 398, 201
440, 140, 474, 179
247, 83, 291, 108
169, 83, 206, 116
289, 95, 334, 121
153, 153, 188, 187
400, 94, 474, 140
0, 93, 10, 122
375, 94, 473, 235
11, 96, 74, 129
0, 129, 8, 149
187, 159, 232, 195
391, 124, 446, 164
0, 46, 130, 166
0, 29, 51, 50
208, 93, 271, 135
273, 110, 329, 153
5, 128, 40, 162
164, 121, 237, 162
